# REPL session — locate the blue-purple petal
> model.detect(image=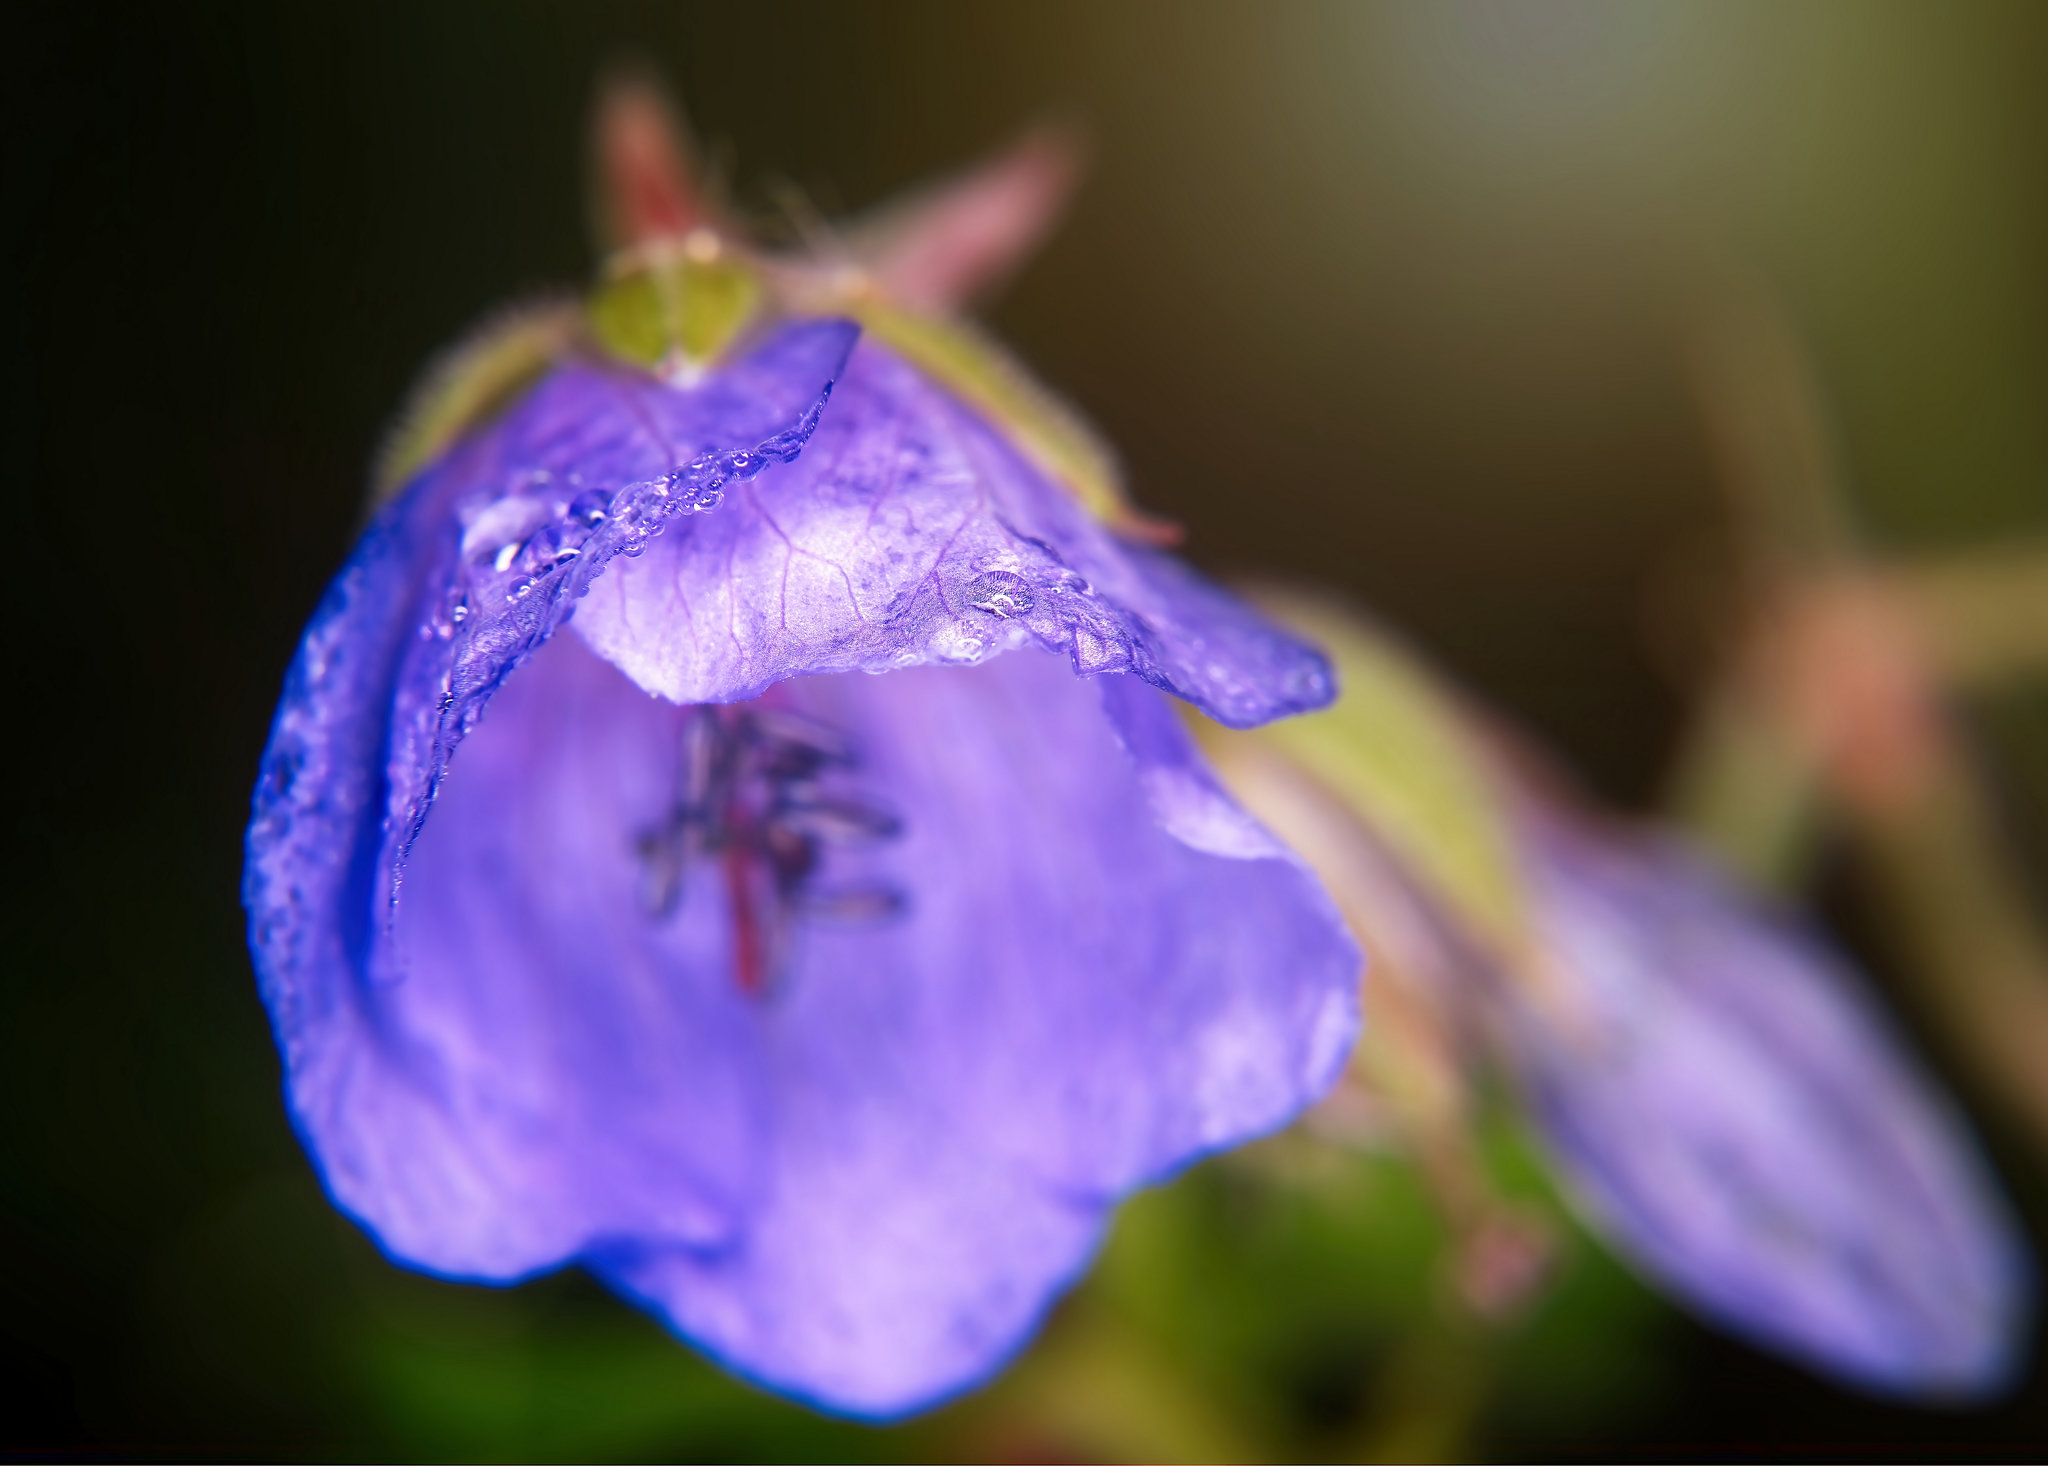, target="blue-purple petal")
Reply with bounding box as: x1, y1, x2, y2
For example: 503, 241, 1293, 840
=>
590, 646, 1359, 1412
244, 315, 1360, 1415
1508, 813, 2029, 1398
263, 625, 1355, 1414
571, 337, 1334, 726
376, 321, 860, 923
